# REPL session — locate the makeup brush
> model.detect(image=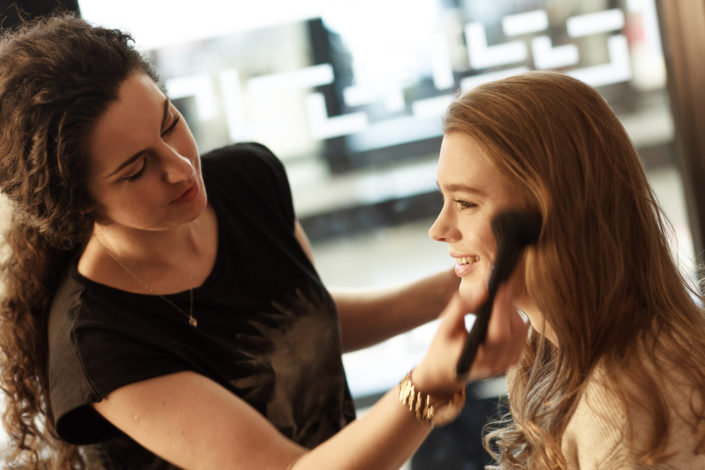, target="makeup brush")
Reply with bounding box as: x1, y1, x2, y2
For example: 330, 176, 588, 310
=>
456, 209, 542, 377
